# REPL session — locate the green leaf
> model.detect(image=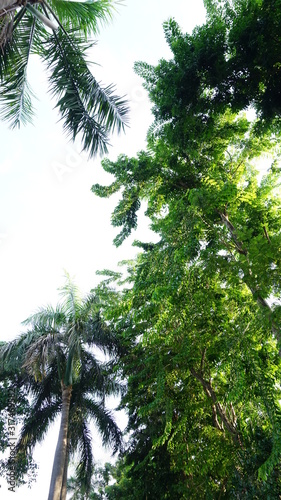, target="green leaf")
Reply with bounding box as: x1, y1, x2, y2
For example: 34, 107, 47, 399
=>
0, 11, 36, 128
46, 0, 117, 37
39, 27, 129, 156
